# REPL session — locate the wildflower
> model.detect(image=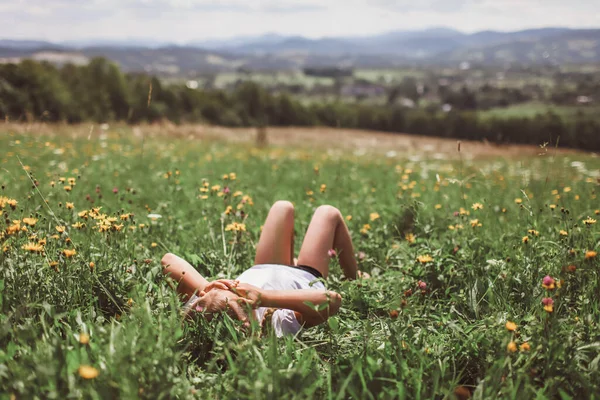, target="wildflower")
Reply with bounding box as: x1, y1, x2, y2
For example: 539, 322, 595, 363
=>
22, 242, 44, 253
327, 249, 337, 258
472, 202, 483, 210
357, 251, 366, 260
583, 217, 596, 226
222, 174, 229, 180
505, 321, 517, 331
79, 333, 90, 345
78, 210, 89, 219
233, 191, 243, 197
370, 212, 380, 221
566, 264, 577, 272
345, 215, 352, 221
542, 297, 554, 313
199, 195, 208, 200
151, 242, 158, 248
225, 222, 246, 232
389, 309, 399, 319
66, 202, 74, 210
528, 229, 539, 236
435, 204, 442, 210
0, 197, 18, 210
56, 226, 66, 233
22, 217, 38, 226
211, 185, 221, 192
48, 260, 58, 268
522, 236, 529, 244
306, 190, 314, 196
89, 262, 95, 270
563, 187, 571, 193
417, 255, 433, 264
147, 214, 162, 220
470, 219, 482, 228
360, 224, 371, 235
63, 249, 77, 258
459, 208, 470, 216
520, 342, 530, 352
559, 230, 568, 236
78, 365, 99, 379
223, 187, 230, 194
507, 341, 518, 353
229, 172, 236, 180
59, 177, 66, 183
417, 281, 427, 290
405, 233, 415, 244
585, 250, 597, 260
542, 275, 555, 290
448, 225, 455, 230
320, 184, 326, 193
549, 204, 557, 210
515, 198, 522, 204
595, 210, 599, 215
224, 206, 233, 215
64, 185, 72, 192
